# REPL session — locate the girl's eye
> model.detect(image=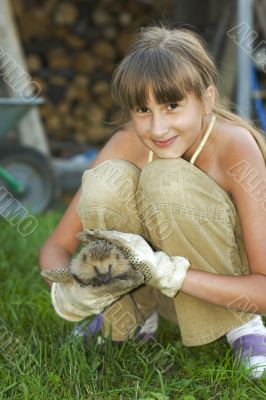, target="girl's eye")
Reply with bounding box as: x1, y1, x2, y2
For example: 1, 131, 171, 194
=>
167, 103, 179, 110
136, 107, 149, 113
